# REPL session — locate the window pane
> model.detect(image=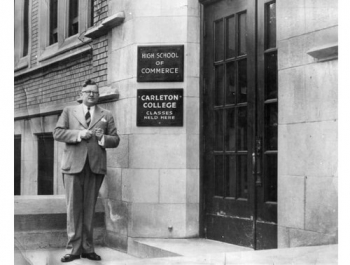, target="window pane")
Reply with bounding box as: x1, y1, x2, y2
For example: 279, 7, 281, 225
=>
265, 52, 278, 100
215, 110, 224, 151
237, 59, 247, 103
23, 0, 29, 56
265, 154, 277, 202
214, 19, 224, 61
215, 65, 224, 106
226, 155, 236, 197
237, 155, 248, 199
69, 0, 79, 36
226, 16, 235, 58
237, 107, 247, 151
215, 155, 224, 196
38, 134, 54, 195
264, 103, 278, 150
238, 12, 247, 55
266, 3, 276, 49
226, 62, 236, 104
14, 136, 21, 195
226, 108, 236, 151
89, 0, 94, 27
49, 0, 58, 45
